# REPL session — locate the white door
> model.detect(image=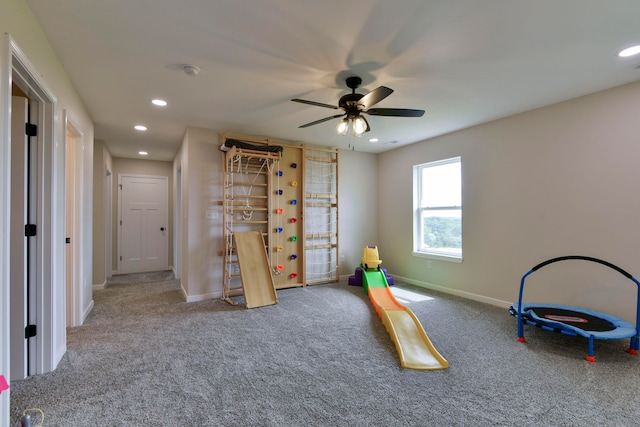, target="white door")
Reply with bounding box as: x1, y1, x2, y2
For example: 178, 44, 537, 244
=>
119, 175, 168, 274
10, 96, 37, 380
